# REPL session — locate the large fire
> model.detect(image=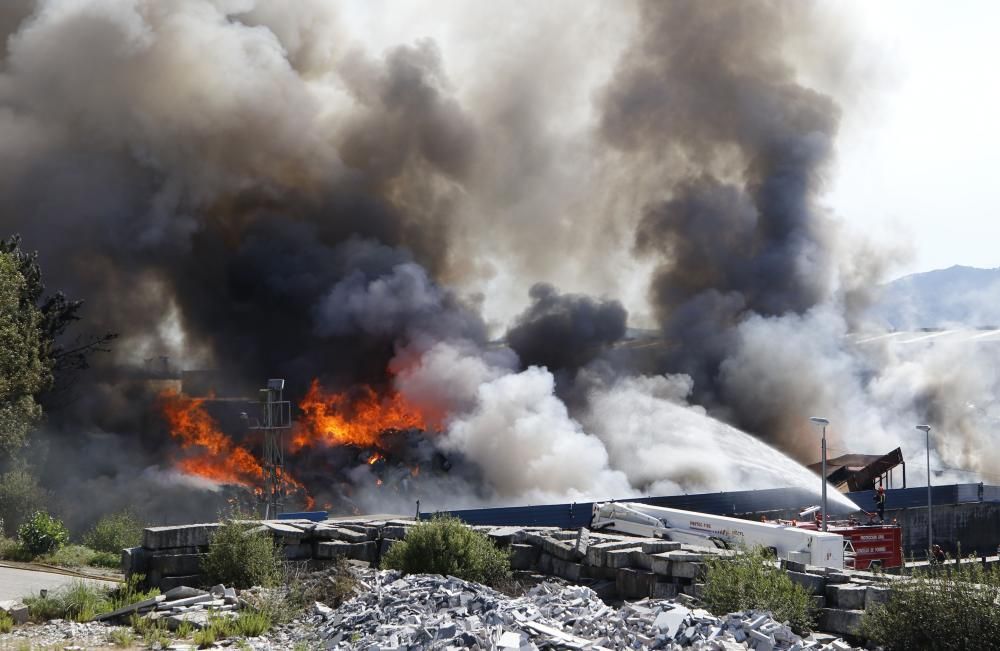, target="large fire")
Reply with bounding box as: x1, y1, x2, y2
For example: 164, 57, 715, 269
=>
293, 379, 427, 450
160, 378, 427, 507
159, 389, 309, 502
